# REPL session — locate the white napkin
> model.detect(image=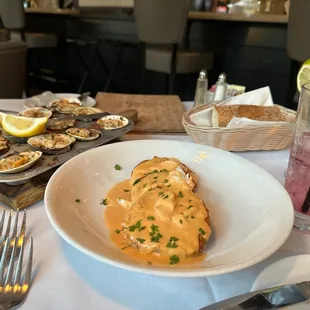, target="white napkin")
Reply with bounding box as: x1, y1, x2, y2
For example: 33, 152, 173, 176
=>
189, 87, 285, 128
